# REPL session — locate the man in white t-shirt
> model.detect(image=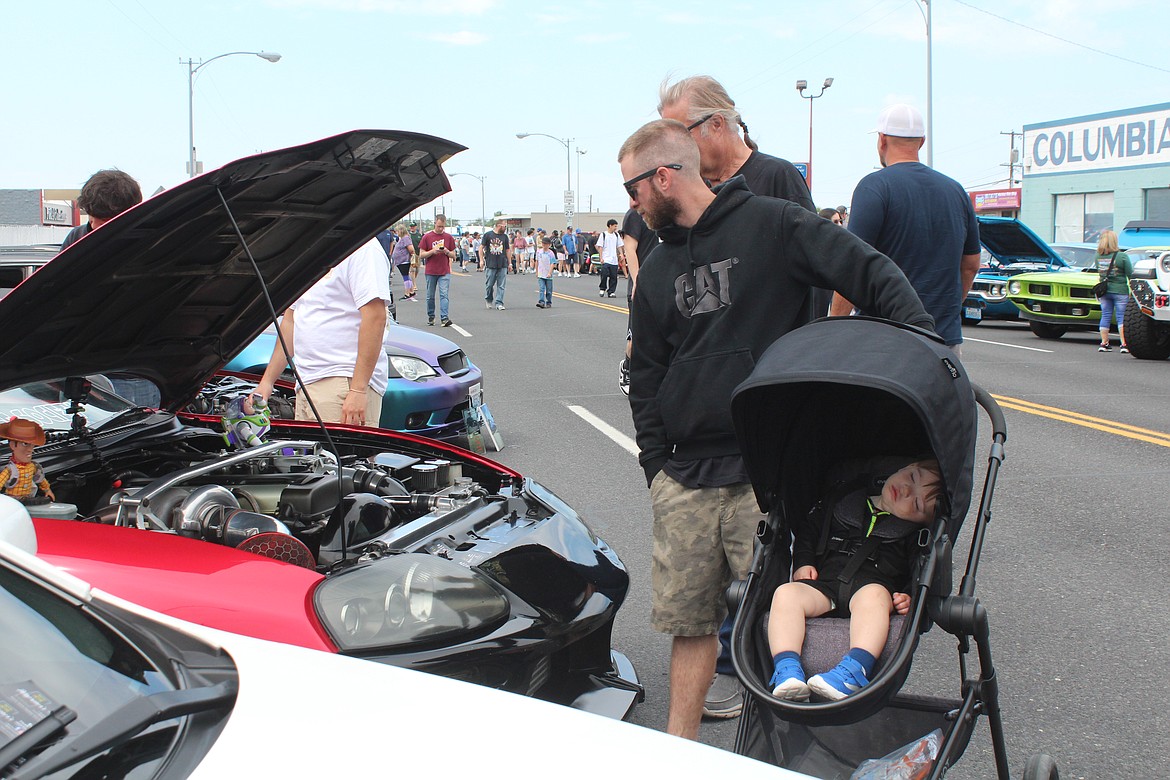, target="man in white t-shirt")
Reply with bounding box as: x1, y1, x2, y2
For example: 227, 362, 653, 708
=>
597, 218, 623, 298
255, 237, 391, 427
